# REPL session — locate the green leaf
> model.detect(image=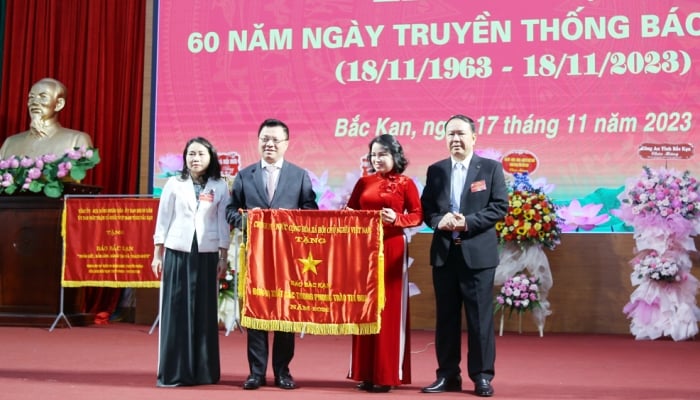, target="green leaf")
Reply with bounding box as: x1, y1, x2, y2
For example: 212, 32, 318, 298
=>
90, 149, 101, 164
42, 163, 59, 180
43, 181, 63, 198
28, 180, 44, 193
70, 166, 88, 181
219, 290, 236, 300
